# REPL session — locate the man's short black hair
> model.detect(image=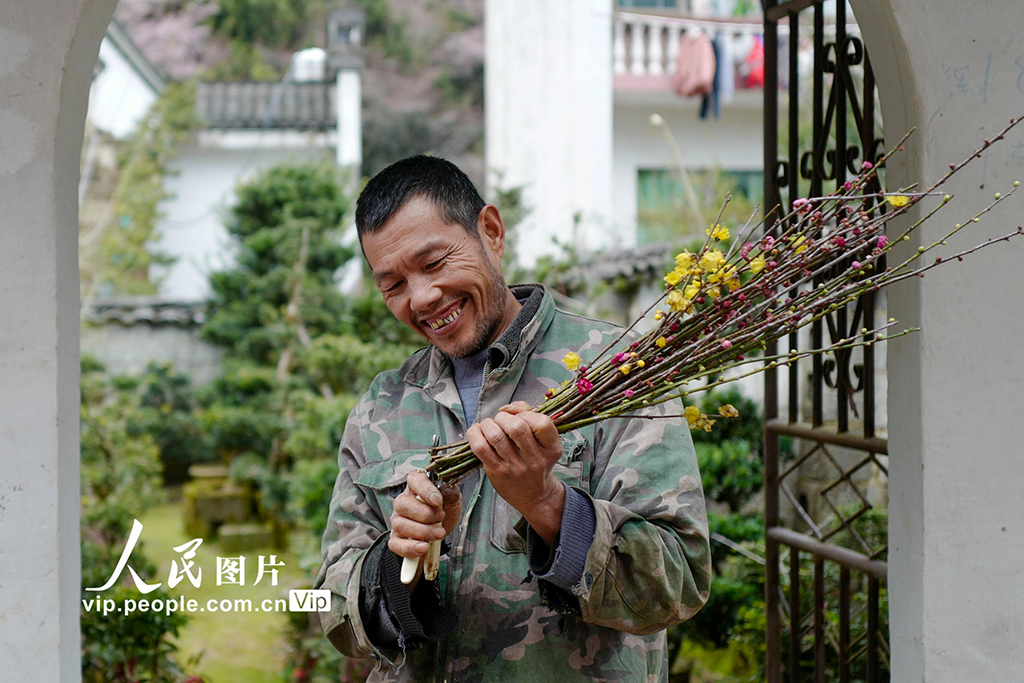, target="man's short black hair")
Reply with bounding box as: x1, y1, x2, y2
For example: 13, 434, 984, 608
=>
355, 155, 486, 242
